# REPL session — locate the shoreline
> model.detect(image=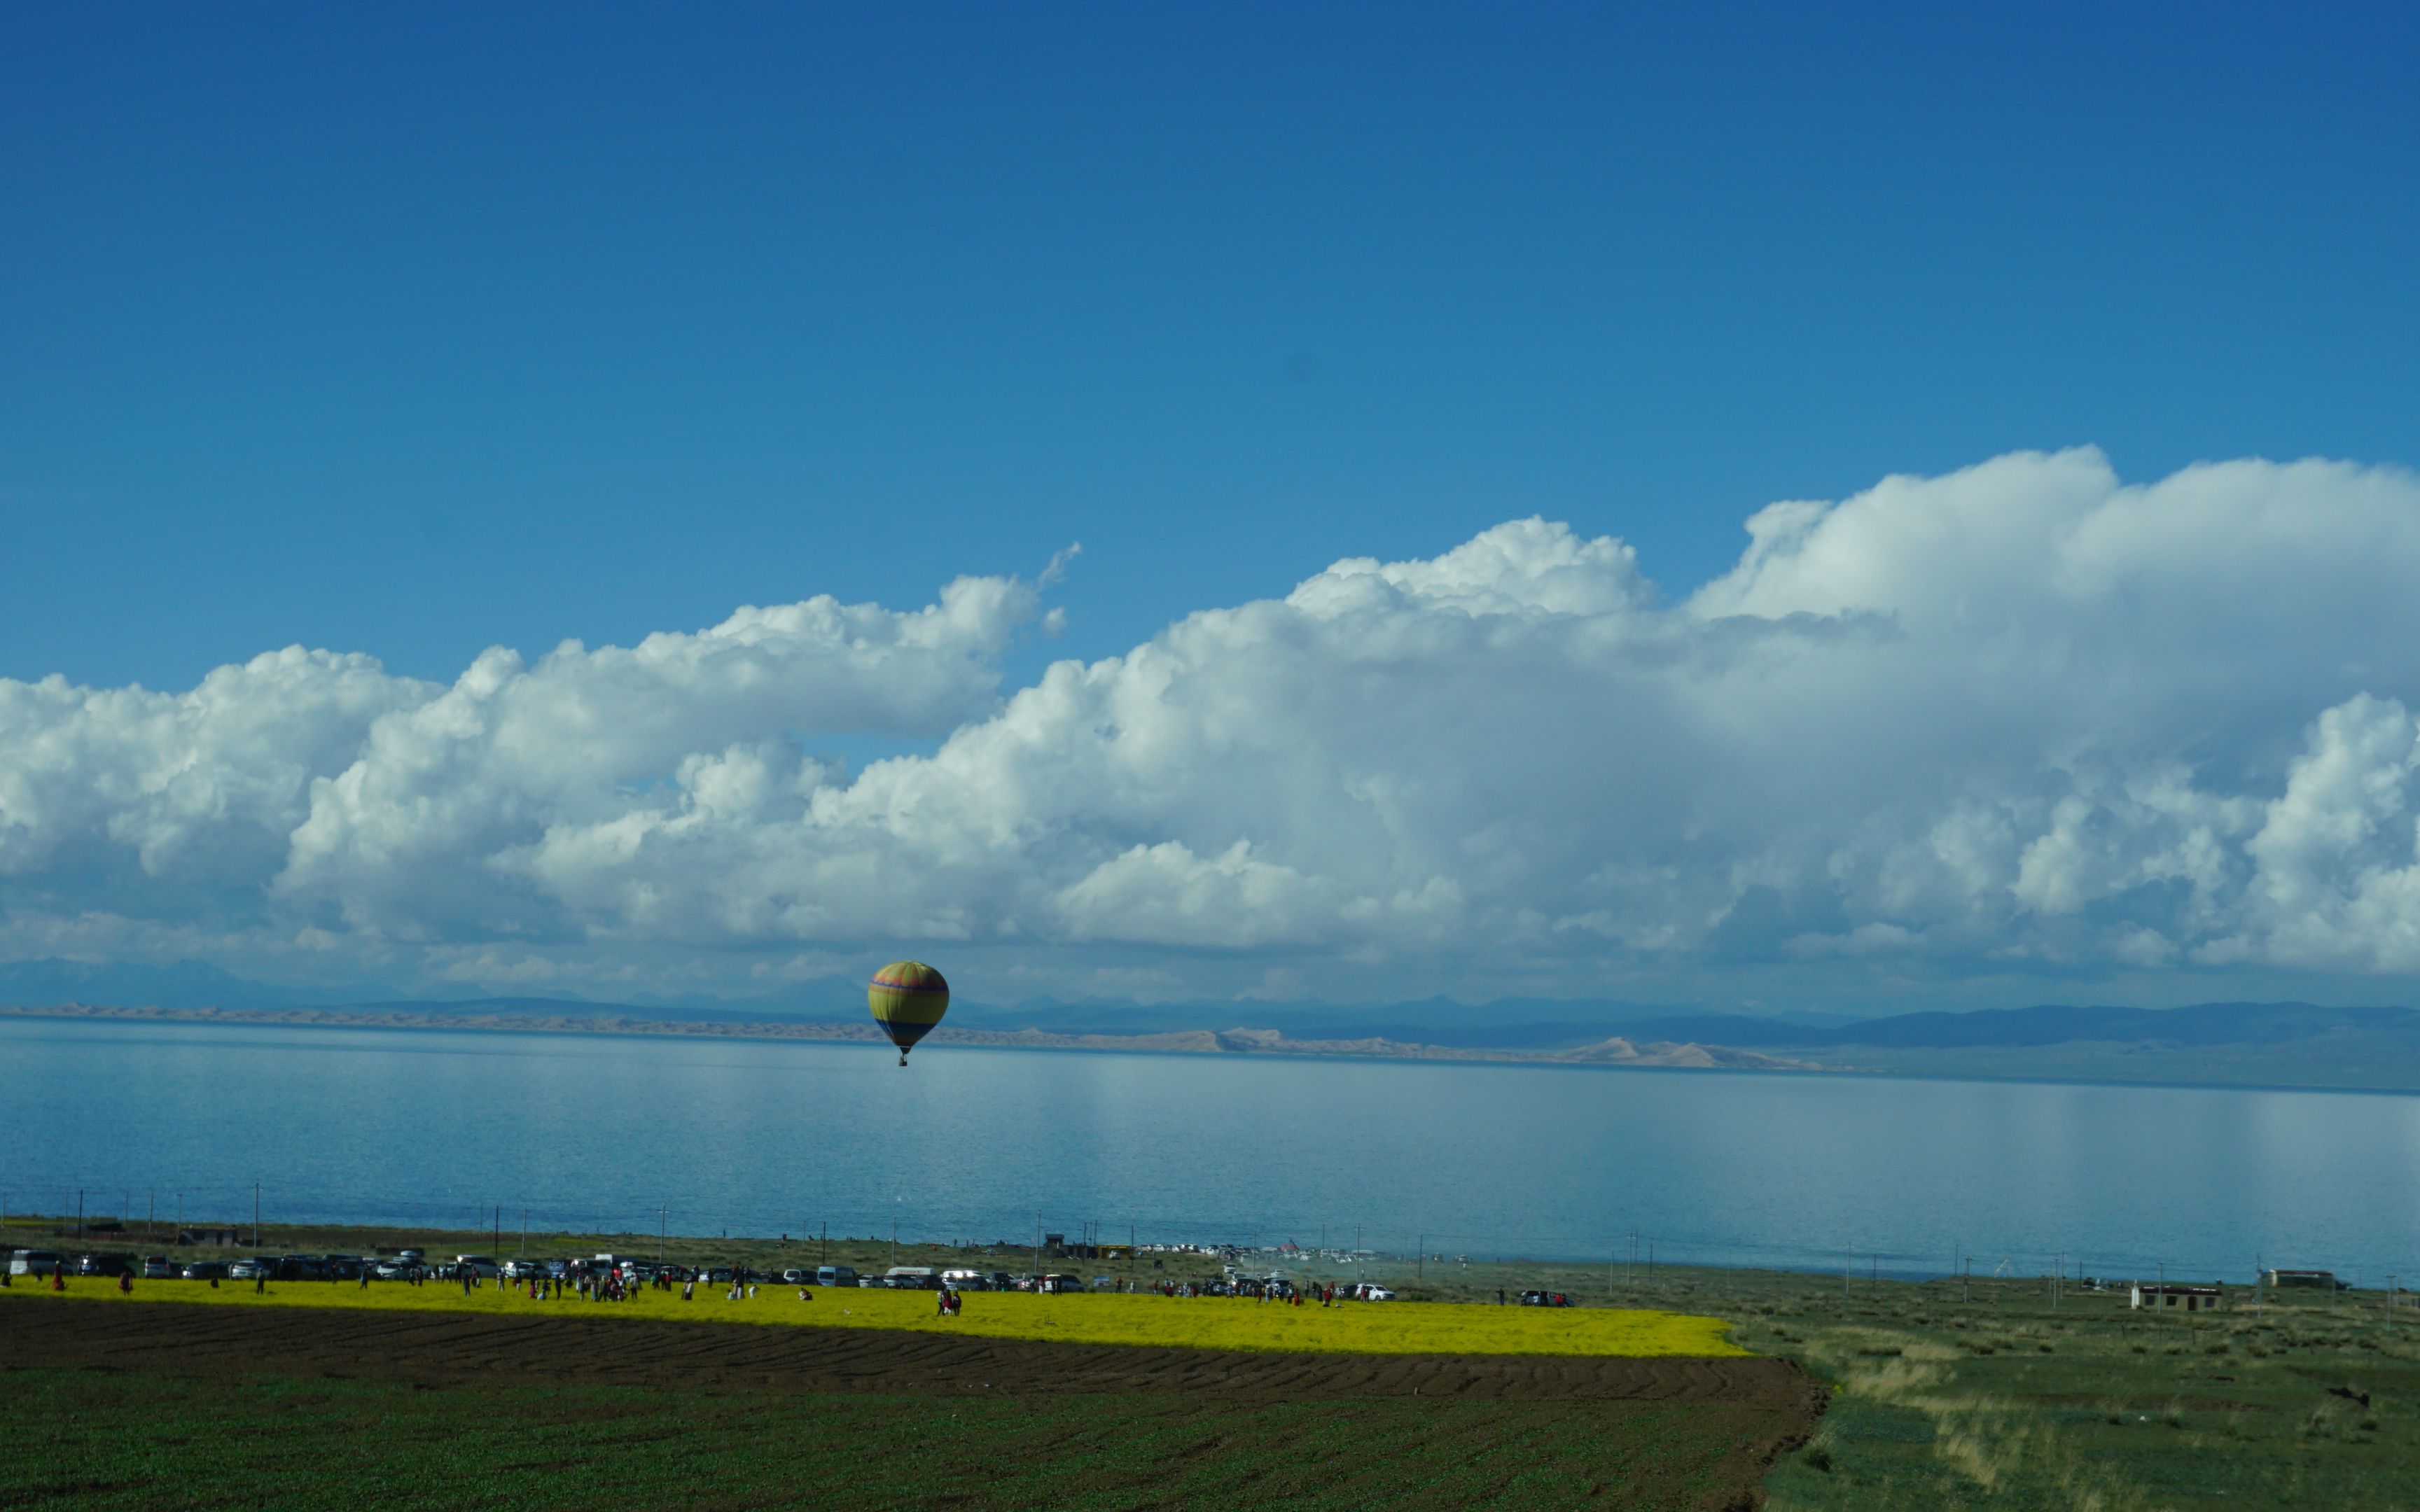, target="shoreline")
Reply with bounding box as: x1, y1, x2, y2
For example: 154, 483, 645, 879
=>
13, 1001, 2420, 1098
